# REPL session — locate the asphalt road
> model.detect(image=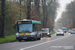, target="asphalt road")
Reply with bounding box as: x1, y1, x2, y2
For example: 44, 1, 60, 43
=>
0, 33, 75, 50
